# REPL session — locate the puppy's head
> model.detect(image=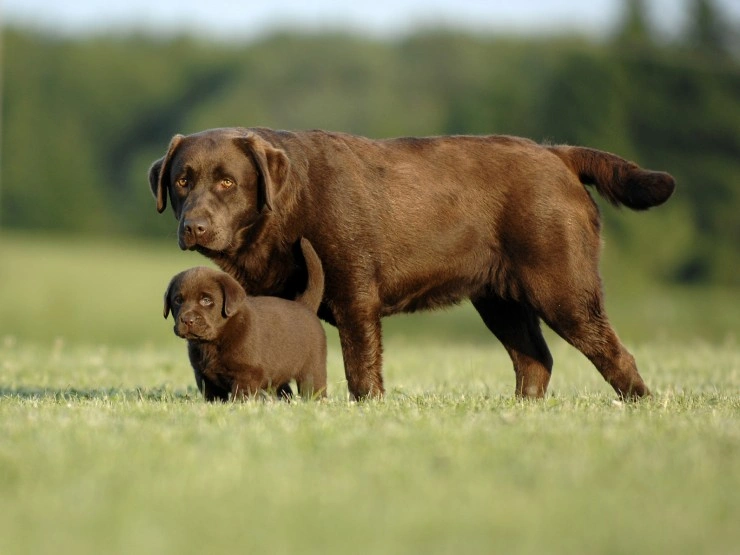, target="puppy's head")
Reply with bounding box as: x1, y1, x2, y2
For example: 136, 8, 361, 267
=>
148, 128, 289, 254
163, 267, 246, 342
